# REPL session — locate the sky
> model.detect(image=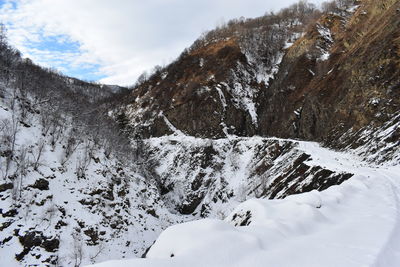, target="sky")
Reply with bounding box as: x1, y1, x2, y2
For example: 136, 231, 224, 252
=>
0, 0, 324, 86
